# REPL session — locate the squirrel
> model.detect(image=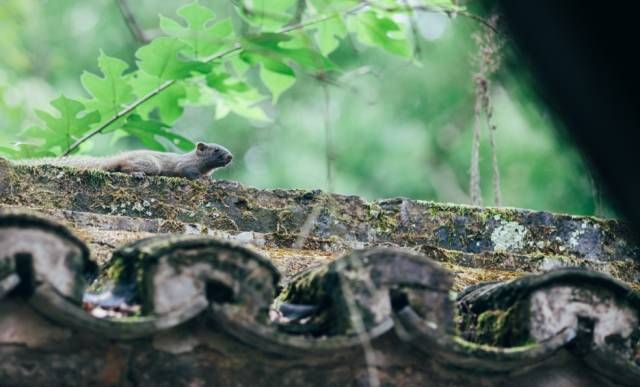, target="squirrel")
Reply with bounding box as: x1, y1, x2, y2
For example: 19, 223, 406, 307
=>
13, 142, 233, 179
